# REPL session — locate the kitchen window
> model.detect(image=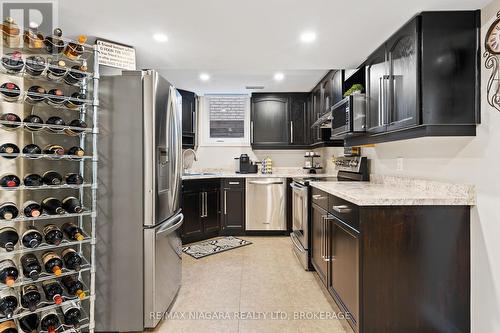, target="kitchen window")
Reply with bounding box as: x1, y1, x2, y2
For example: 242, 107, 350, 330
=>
201, 94, 250, 146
